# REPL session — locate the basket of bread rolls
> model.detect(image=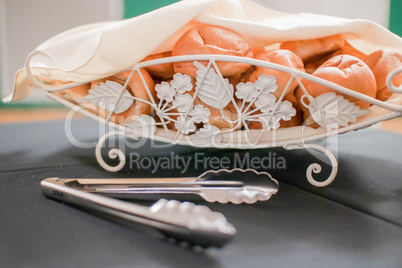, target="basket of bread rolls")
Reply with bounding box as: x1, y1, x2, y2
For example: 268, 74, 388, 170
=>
6, 0, 402, 150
